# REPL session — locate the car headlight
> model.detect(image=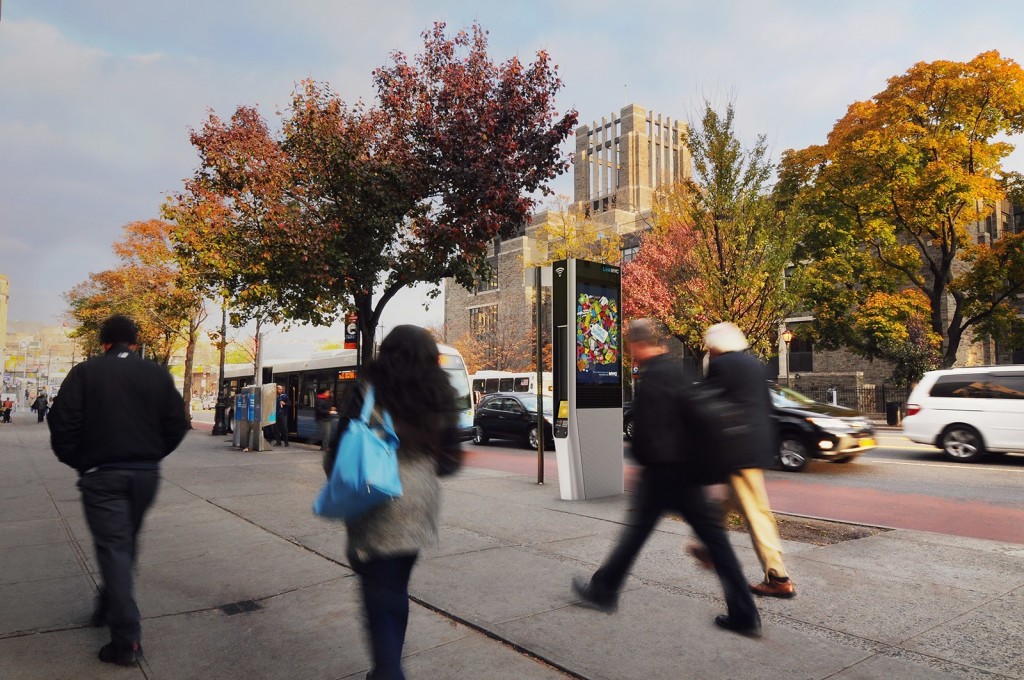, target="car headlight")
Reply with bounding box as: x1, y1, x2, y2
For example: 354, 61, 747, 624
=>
806, 416, 848, 431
